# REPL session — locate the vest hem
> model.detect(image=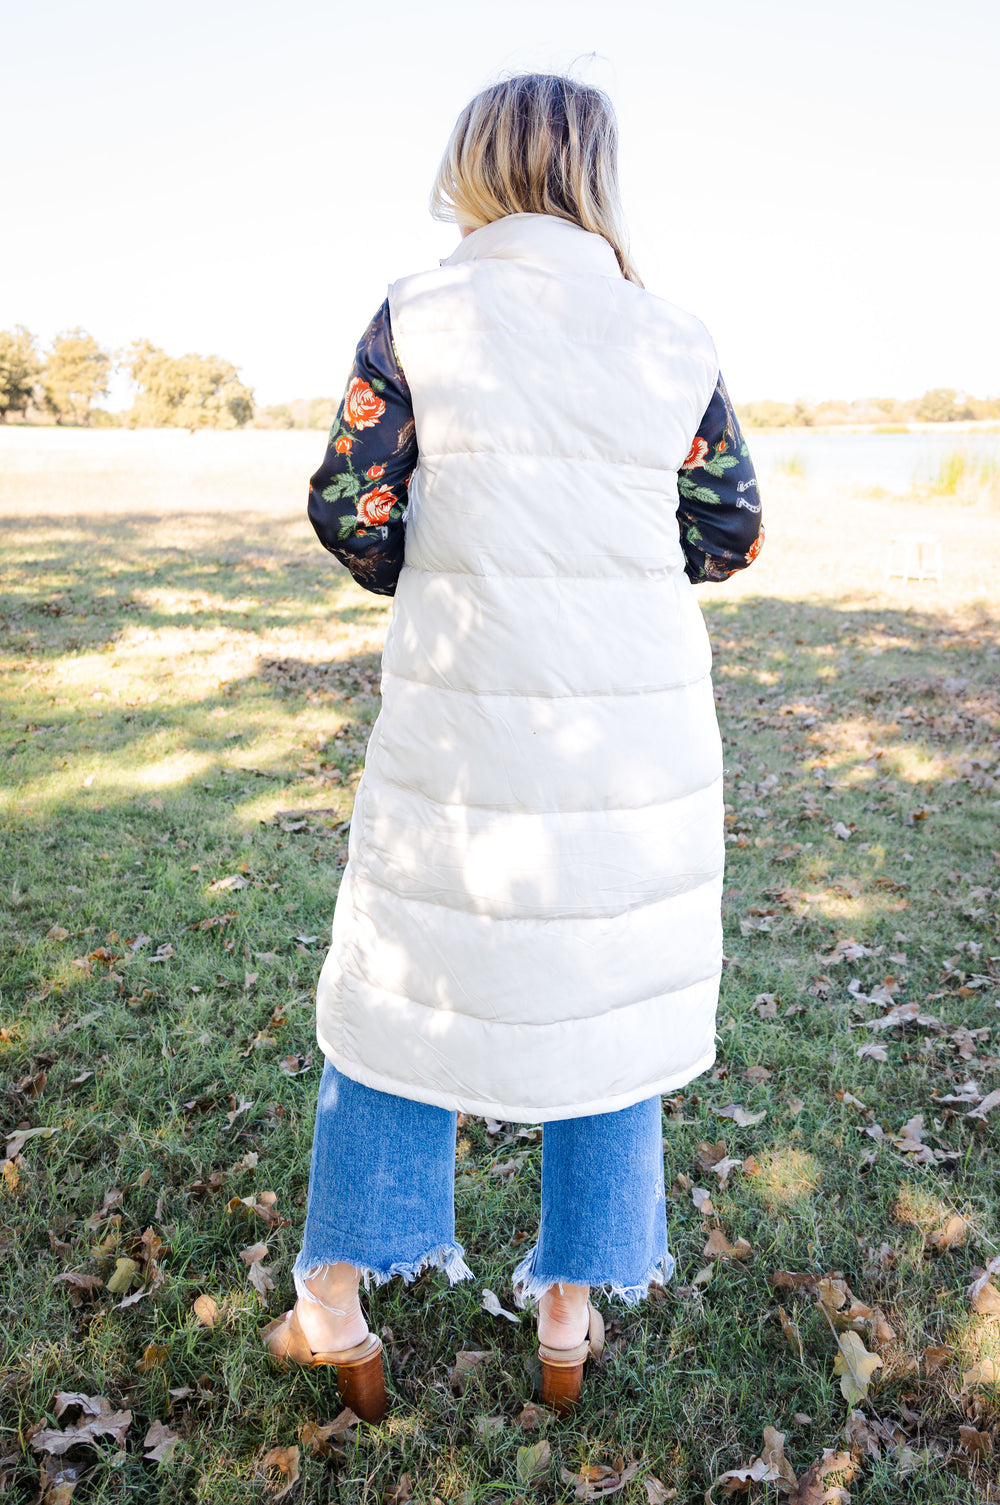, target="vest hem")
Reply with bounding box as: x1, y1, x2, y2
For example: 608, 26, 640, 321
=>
314, 1028, 717, 1124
